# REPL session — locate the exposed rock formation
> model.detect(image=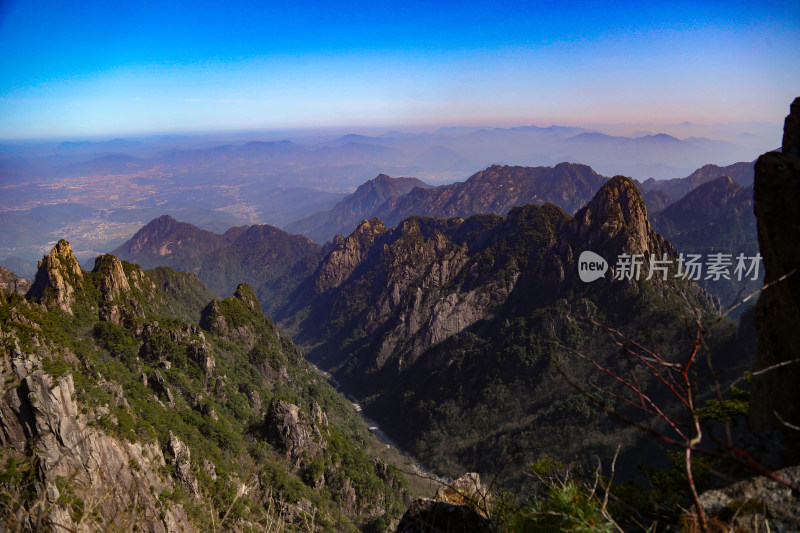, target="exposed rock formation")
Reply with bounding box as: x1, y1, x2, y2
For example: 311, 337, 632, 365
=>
169, 431, 200, 500
94, 253, 131, 299
749, 97, 800, 432
313, 218, 387, 293
1, 370, 194, 532
291, 175, 716, 396
0, 265, 30, 296
572, 175, 664, 256
699, 465, 800, 532
397, 474, 492, 533
433, 472, 491, 518
26, 239, 85, 314
264, 399, 327, 468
